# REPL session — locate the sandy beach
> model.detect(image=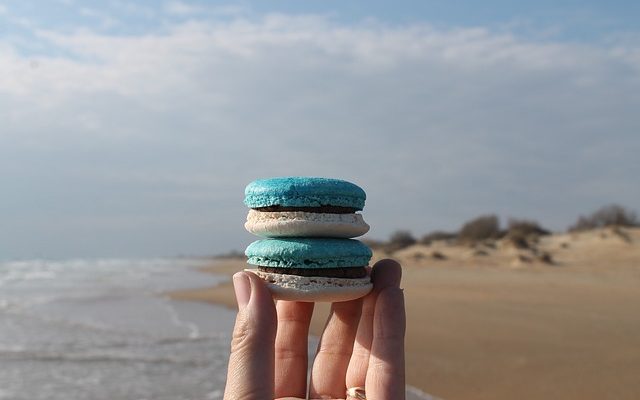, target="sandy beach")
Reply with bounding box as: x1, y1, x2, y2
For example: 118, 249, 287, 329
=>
169, 227, 640, 400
